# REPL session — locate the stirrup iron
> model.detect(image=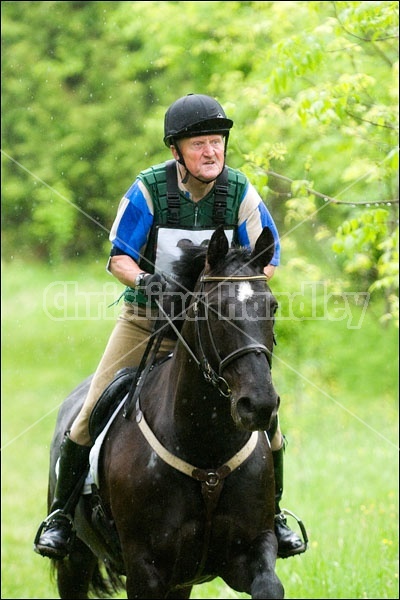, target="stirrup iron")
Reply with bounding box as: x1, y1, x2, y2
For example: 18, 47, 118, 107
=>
280, 507, 309, 548
33, 509, 74, 547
